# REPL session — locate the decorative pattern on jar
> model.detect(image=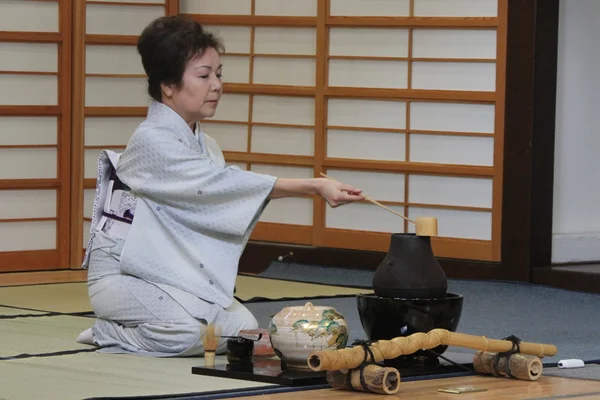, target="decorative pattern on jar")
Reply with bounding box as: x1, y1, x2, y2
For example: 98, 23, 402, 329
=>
268, 302, 349, 370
